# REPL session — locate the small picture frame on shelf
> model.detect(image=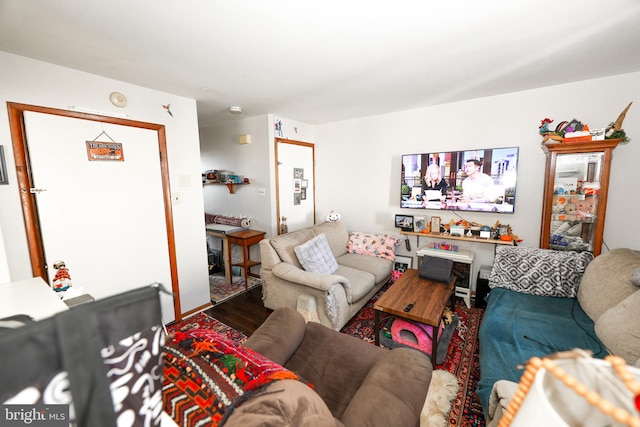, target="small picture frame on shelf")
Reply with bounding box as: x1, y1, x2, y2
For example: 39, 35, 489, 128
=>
430, 216, 441, 234
393, 255, 413, 273
395, 214, 414, 231
414, 216, 426, 233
